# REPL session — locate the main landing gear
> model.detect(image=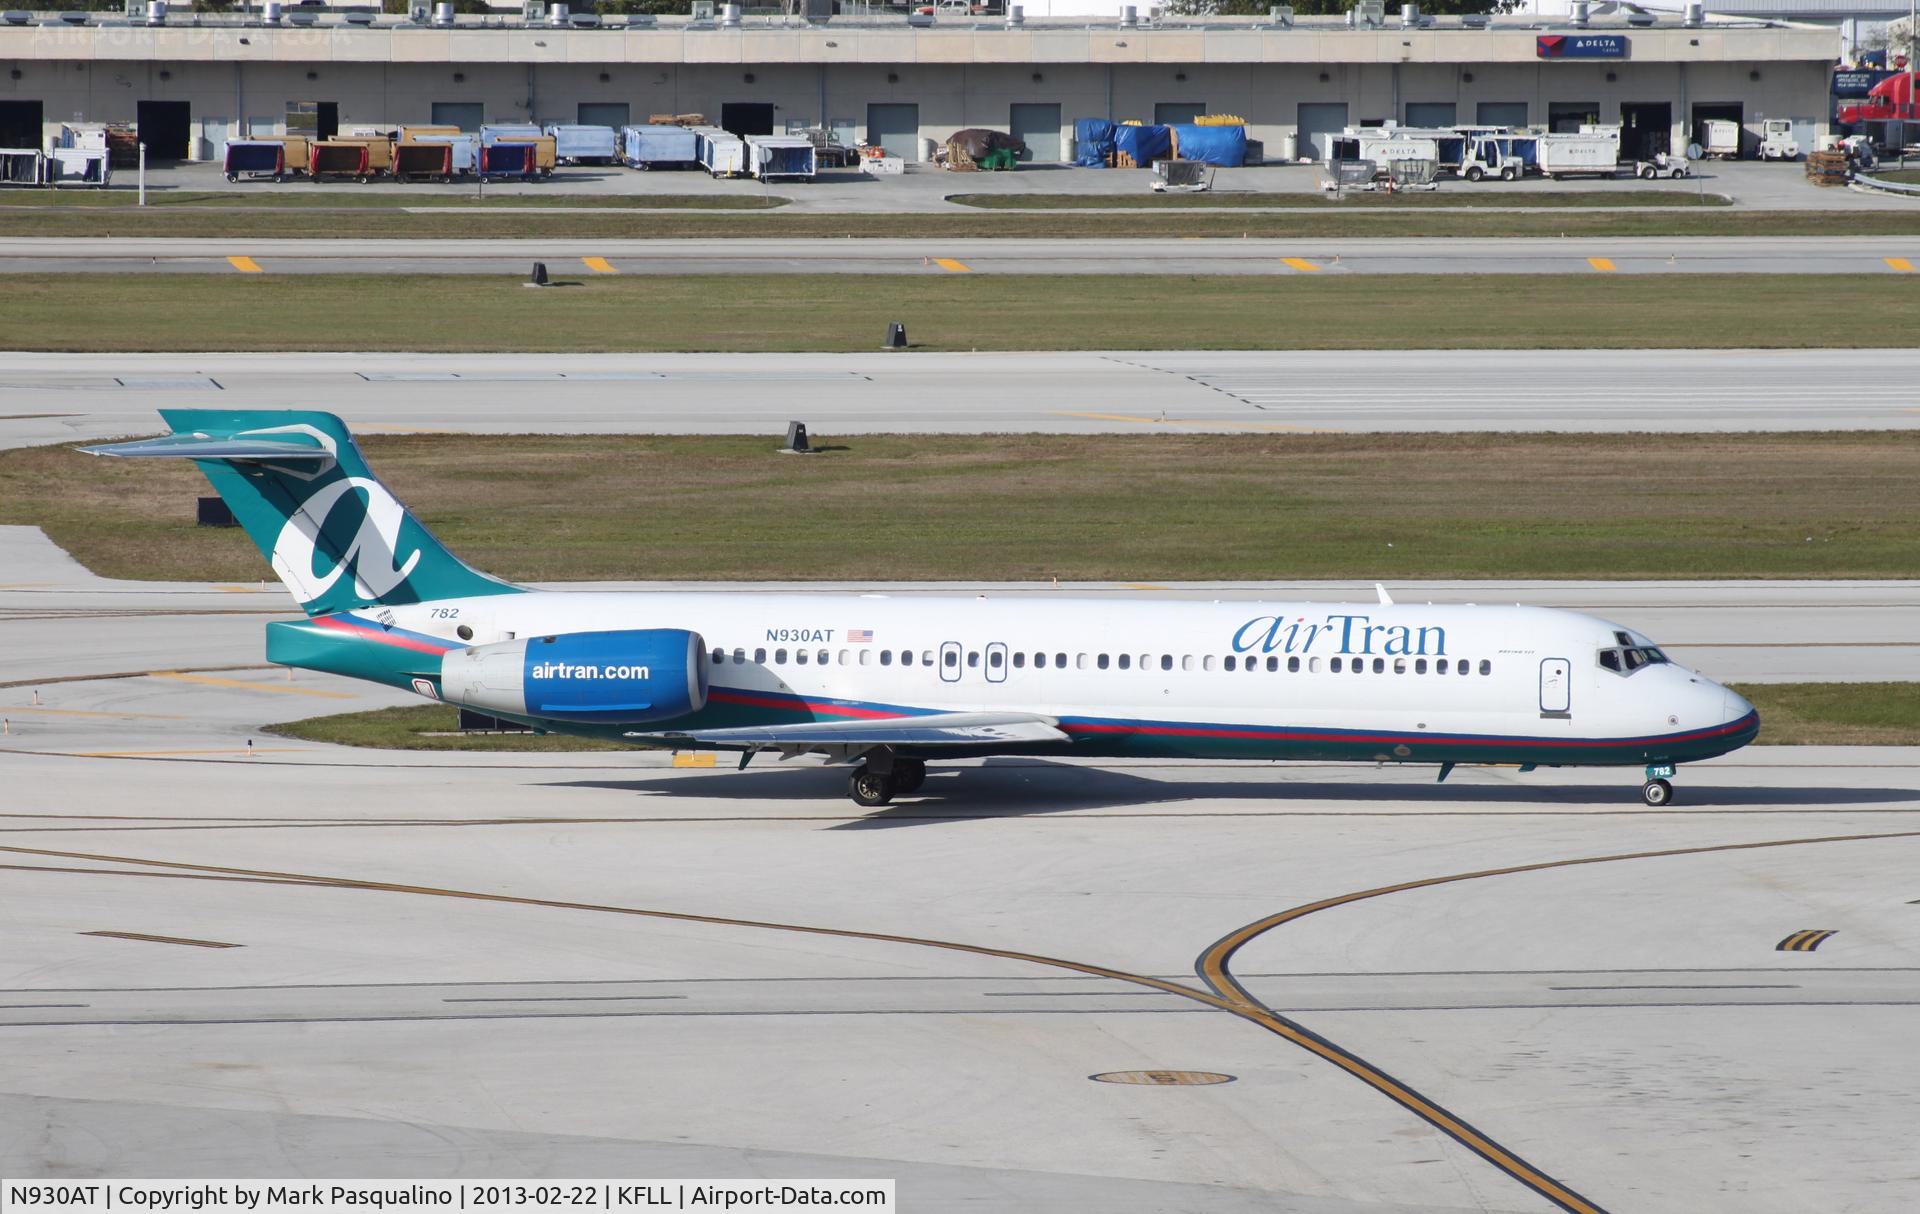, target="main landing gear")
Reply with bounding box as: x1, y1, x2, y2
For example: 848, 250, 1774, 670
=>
848, 756, 926, 807
1641, 762, 1677, 807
